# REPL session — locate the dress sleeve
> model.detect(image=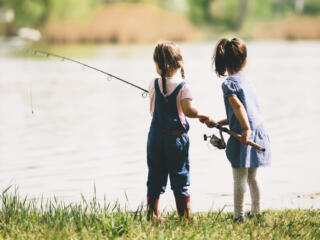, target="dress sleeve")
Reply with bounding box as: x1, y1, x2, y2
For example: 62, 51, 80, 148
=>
222, 80, 238, 97
180, 83, 193, 100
